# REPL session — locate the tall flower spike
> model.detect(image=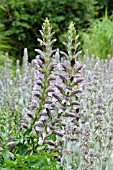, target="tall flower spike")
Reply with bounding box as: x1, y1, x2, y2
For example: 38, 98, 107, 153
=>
63, 22, 82, 59
24, 19, 58, 141
49, 23, 84, 169
22, 48, 28, 77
